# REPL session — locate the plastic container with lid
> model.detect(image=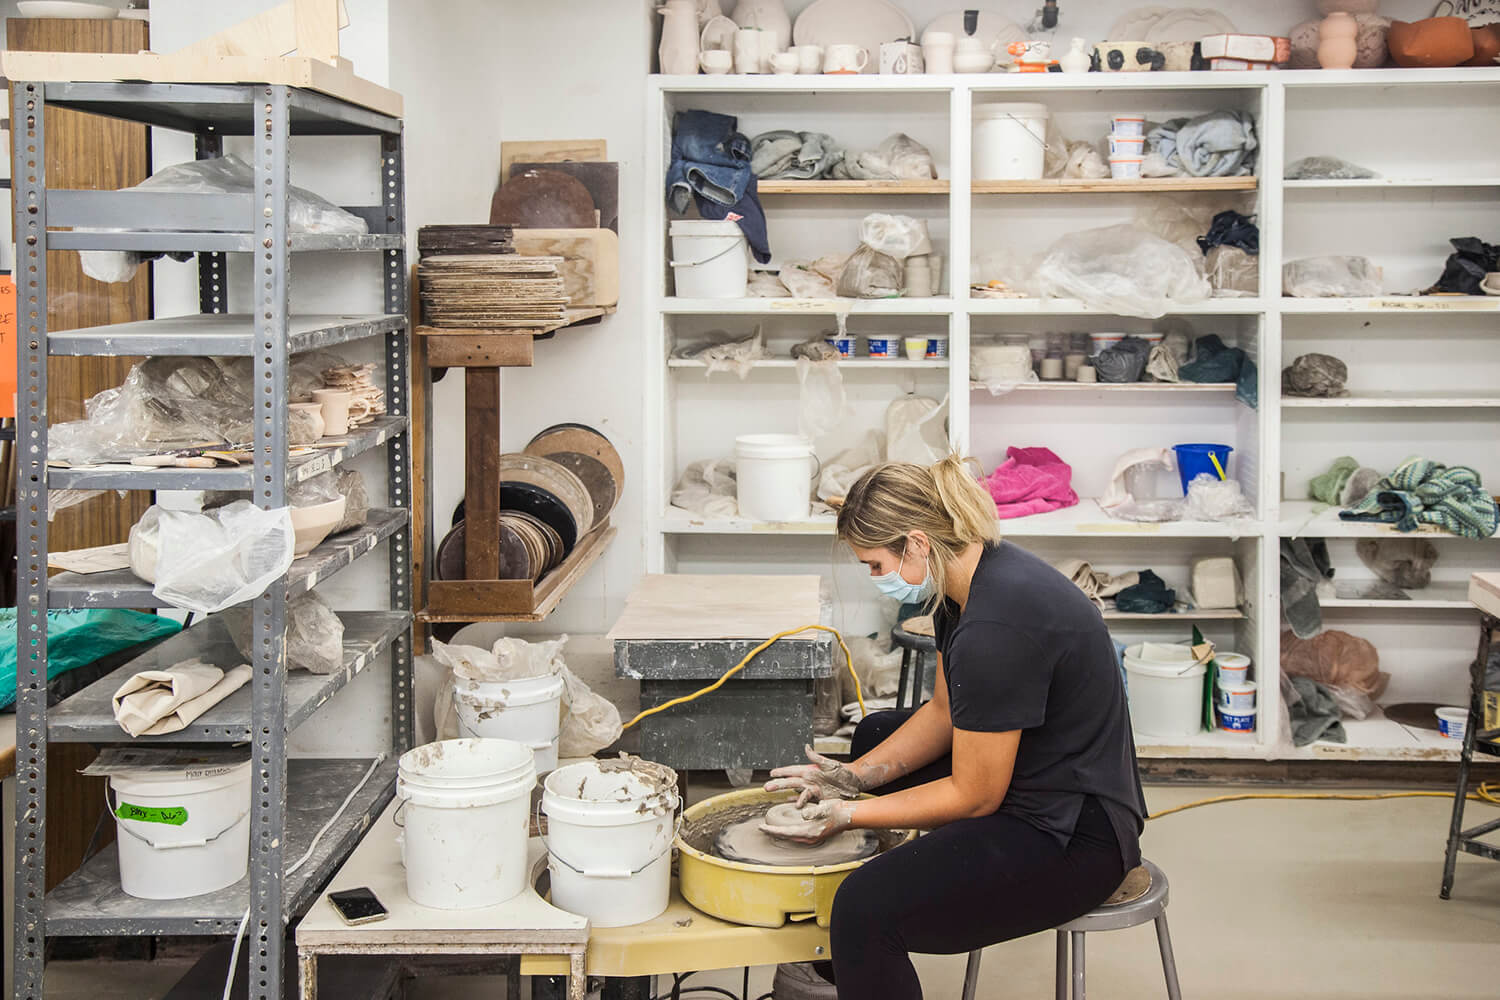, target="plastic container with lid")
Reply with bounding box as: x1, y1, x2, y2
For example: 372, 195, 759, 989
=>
973, 102, 1049, 181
